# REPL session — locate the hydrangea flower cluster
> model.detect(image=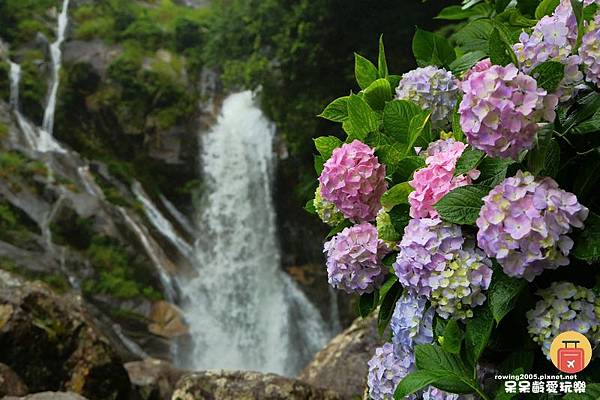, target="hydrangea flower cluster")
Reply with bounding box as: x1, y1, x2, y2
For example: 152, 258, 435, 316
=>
313, 185, 344, 226
367, 343, 415, 400
324, 222, 389, 294
429, 245, 493, 320
580, 15, 600, 87
459, 60, 557, 159
395, 66, 459, 126
393, 218, 464, 296
476, 171, 589, 281
318, 140, 387, 222
409, 139, 480, 219
513, 0, 582, 101
390, 293, 434, 351
527, 282, 600, 358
